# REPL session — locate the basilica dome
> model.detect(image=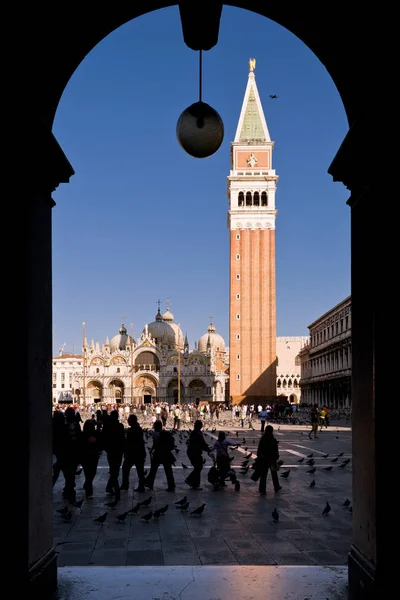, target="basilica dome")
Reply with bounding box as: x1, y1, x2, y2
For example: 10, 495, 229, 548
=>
198, 321, 226, 353
161, 305, 184, 348
146, 309, 176, 346
110, 324, 135, 352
